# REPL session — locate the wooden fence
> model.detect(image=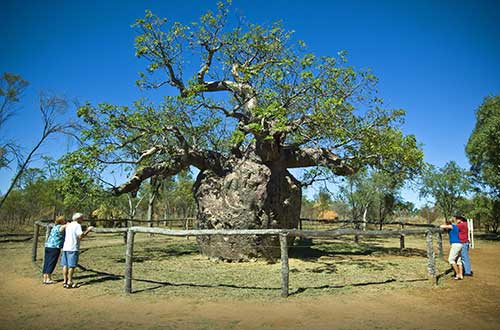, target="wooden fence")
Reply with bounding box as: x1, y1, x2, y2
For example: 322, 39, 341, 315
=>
77, 218, 196, 229
33, 221, 444, 298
